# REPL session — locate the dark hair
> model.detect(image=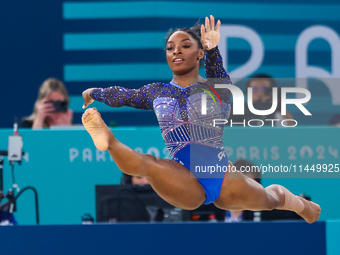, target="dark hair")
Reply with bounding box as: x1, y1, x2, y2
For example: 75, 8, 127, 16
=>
246, 74, 277, 89
165, 22, 203, 49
